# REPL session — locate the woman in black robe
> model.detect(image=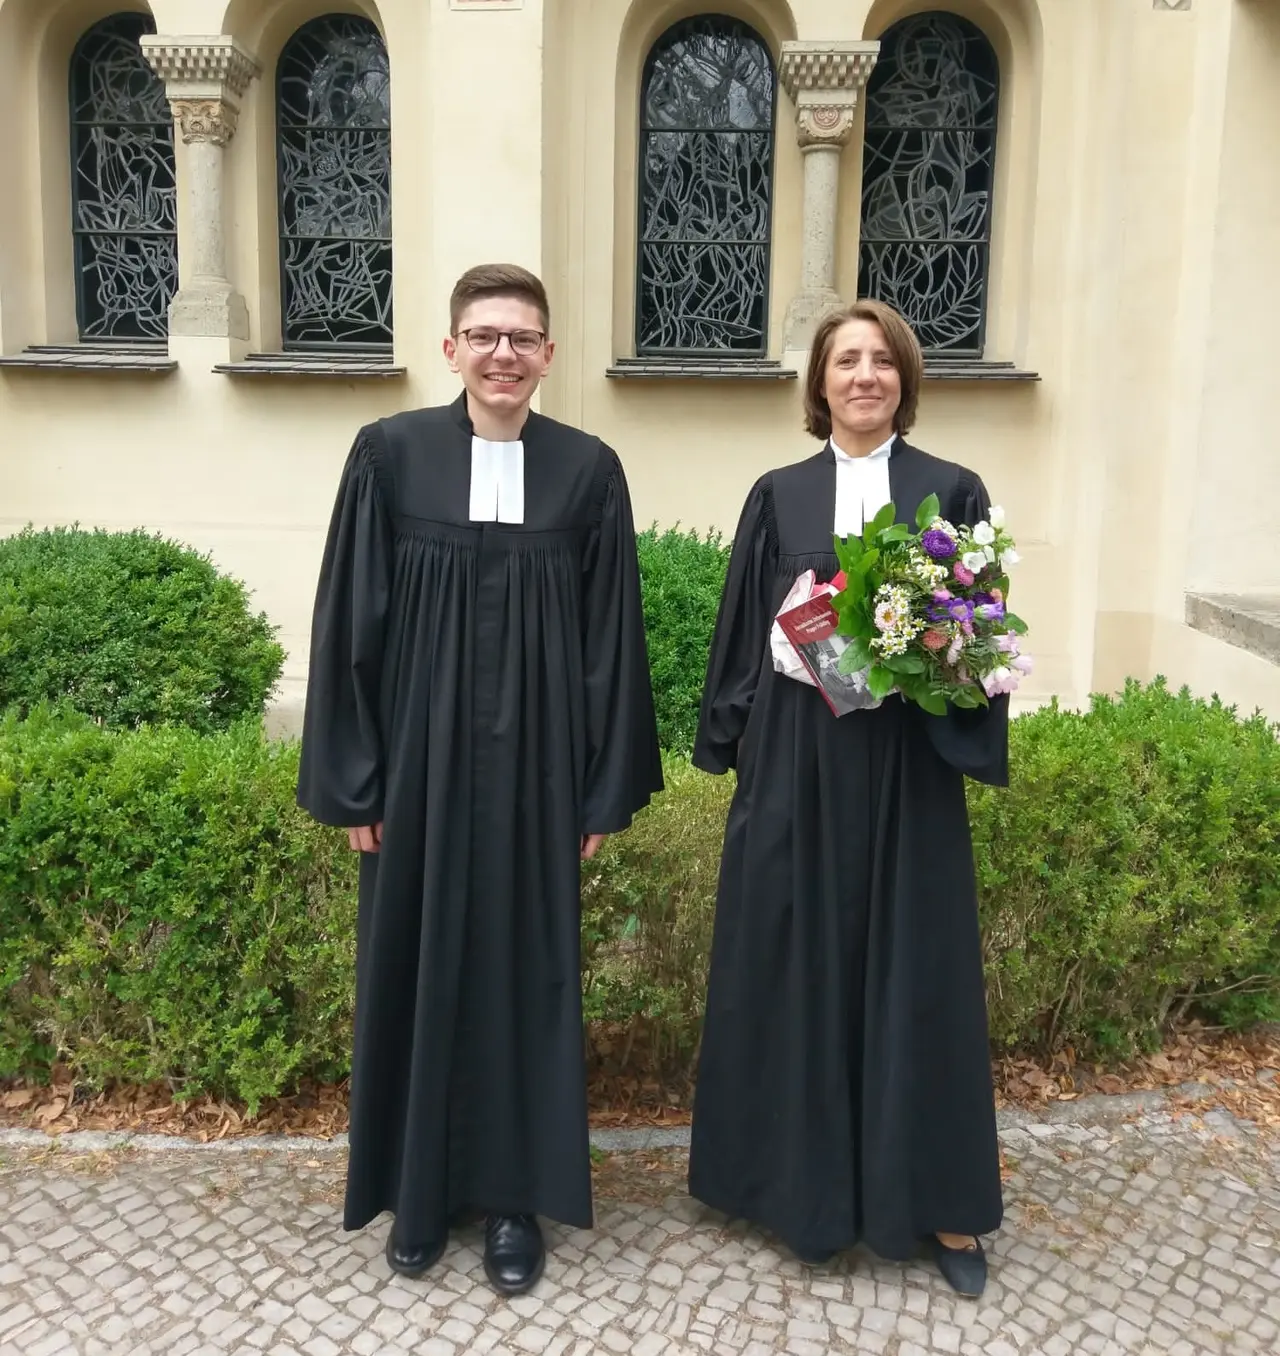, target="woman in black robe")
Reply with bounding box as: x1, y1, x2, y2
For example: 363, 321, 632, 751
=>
689, 300, 1008, 1296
